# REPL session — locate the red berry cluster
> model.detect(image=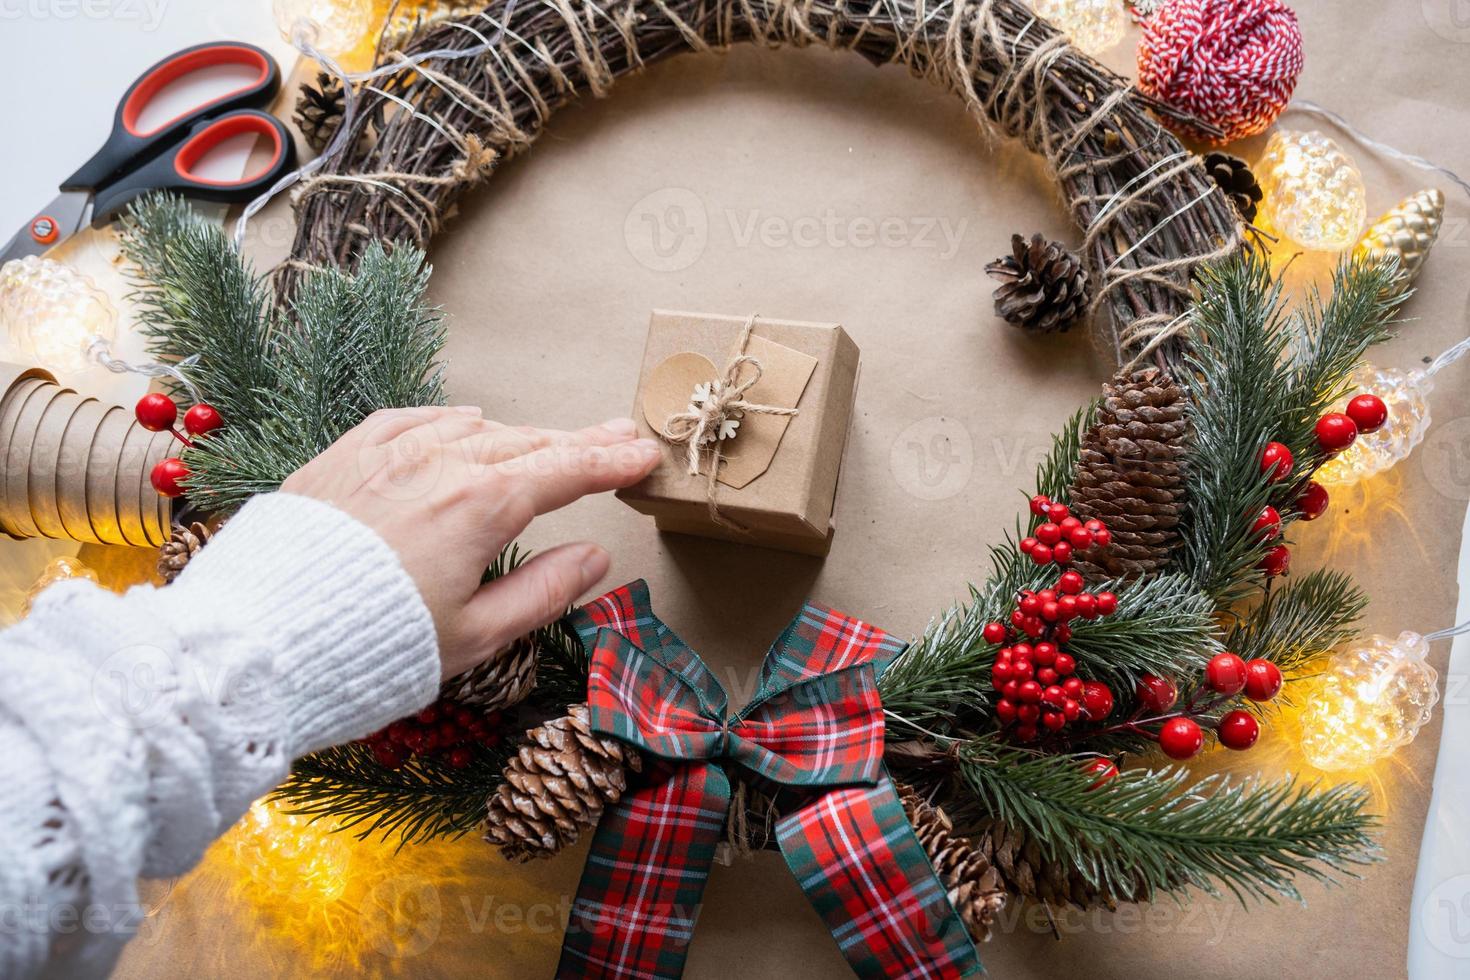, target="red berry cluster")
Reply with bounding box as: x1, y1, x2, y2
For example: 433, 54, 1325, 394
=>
1136, 652, 1284, 760
135, 393, 225, 498
1019, 496, 1112, 566
986, 562, 1120, 743
363, 697, 504, 770
1253, 393, 1389, 577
